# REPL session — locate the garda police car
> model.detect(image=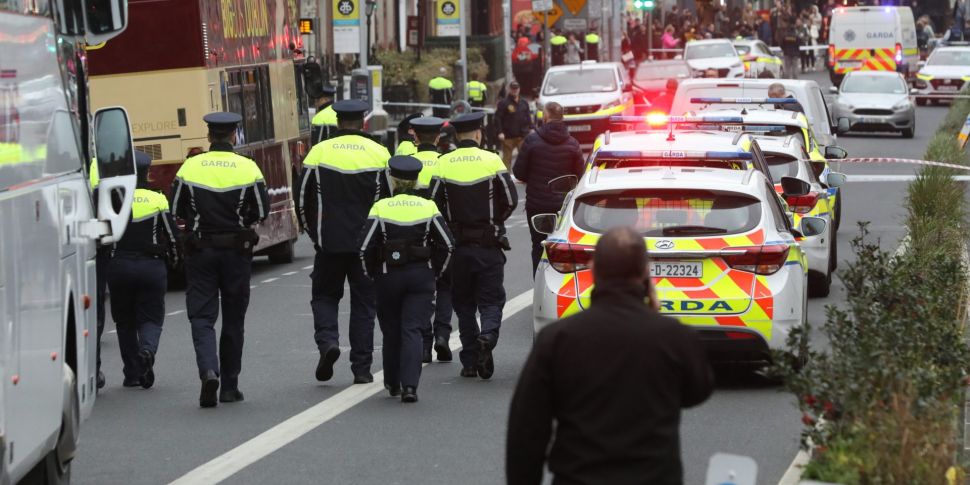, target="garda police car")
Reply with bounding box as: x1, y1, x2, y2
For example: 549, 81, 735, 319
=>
913, 45, 970, 106
733, 39, 784, 78
531, 130, 825, 361
537, 61, 634, 150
